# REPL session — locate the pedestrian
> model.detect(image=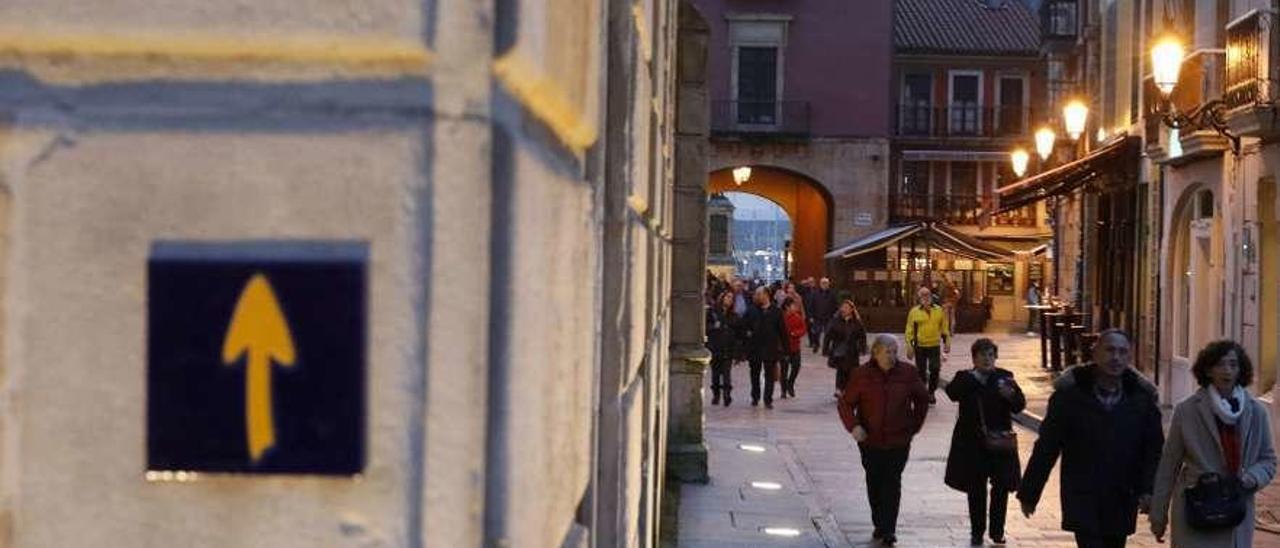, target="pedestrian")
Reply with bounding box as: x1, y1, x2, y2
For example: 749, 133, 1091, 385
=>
731, 278, 749, 317
1025, 281, 1042, 335
746, 287, 786, 409
823, 299, 866, 398
945, 338, 1026, 546
706, 290, 740, 407
807, 277, 838, 353
781, 298, 807, 399
1017, 329, 1164, 548
1149, 340, 1276, 547
838, 334, 930, 546
940, 276, 961, 333
905, 286, 950, 405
